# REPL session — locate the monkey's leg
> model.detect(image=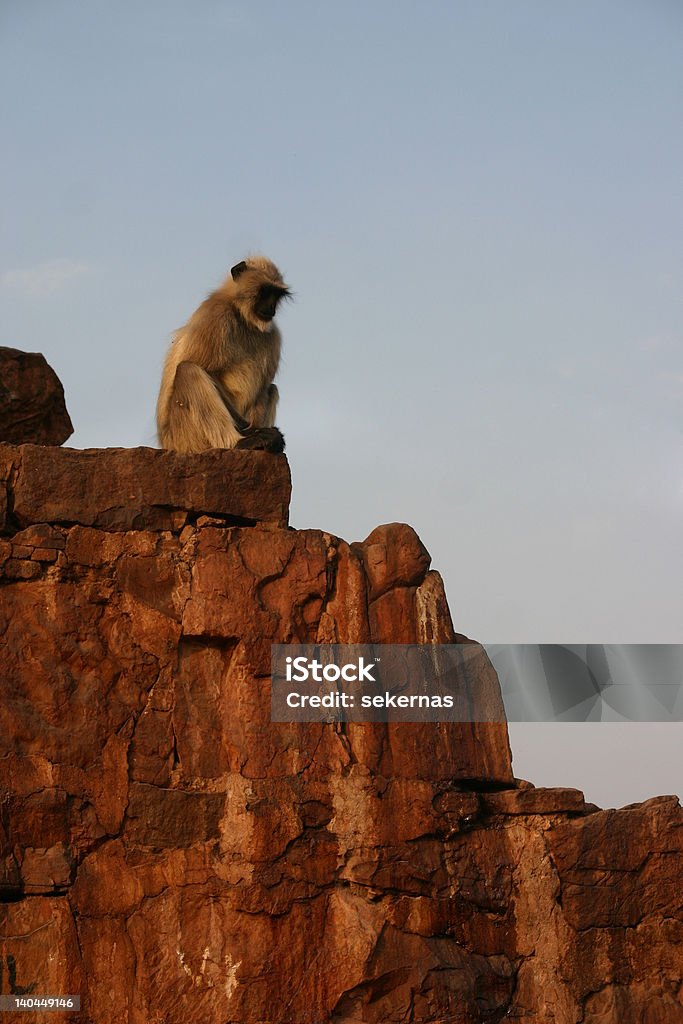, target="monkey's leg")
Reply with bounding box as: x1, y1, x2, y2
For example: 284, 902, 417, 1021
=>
251, 383, 279, 428
162, 361, 245, 452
